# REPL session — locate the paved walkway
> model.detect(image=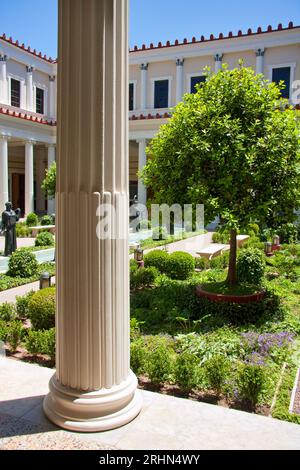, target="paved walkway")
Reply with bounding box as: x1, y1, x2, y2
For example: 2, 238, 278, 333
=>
0, 277, 56, 303
0, 358, 300, 450
0, 236, 36, 253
